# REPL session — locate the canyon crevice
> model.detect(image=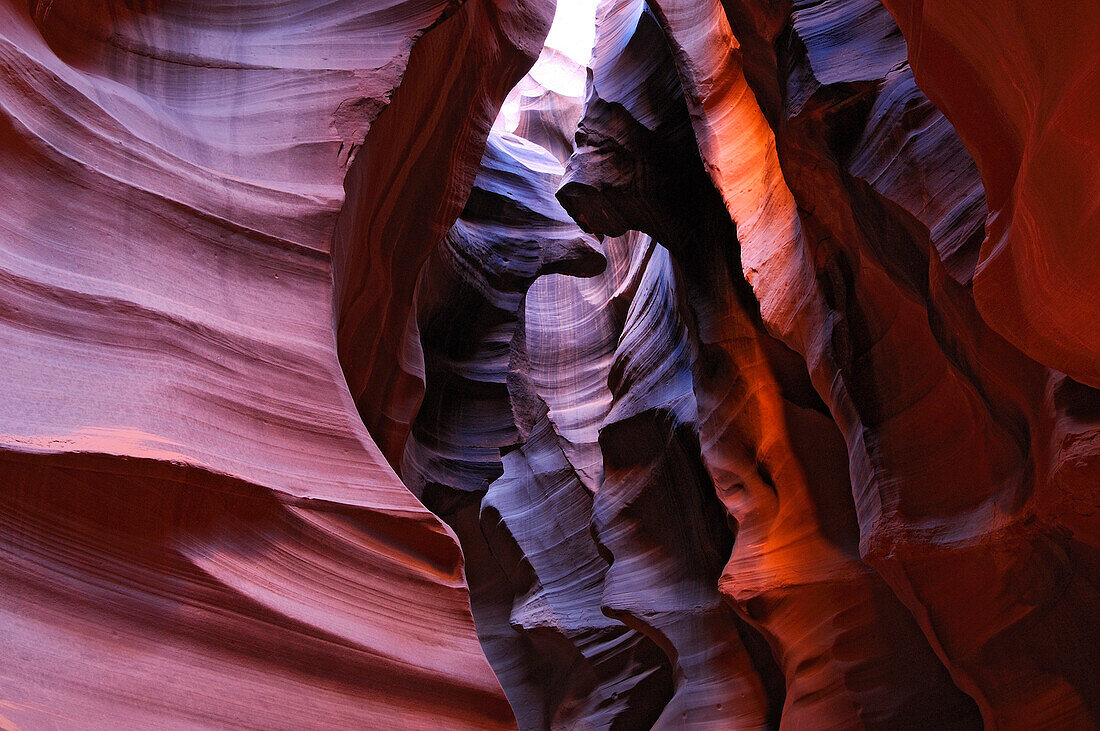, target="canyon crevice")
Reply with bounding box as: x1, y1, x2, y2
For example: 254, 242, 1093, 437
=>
0, 0, 1096, 728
